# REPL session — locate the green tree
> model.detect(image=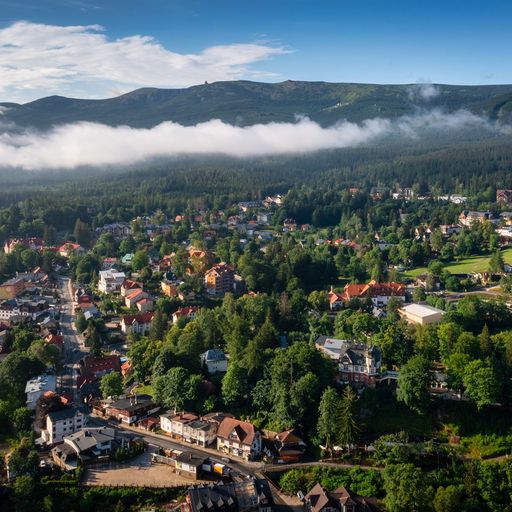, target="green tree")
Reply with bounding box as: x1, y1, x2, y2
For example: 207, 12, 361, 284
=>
488, 250, 504, 274
13, 475, 35, 509
132, 249, 149, 271
412, 286, 426, 302
433, 485, 464, 512
222, 361, 250, 411
100, 372, 123, 399
396, 355, 431, 414
383, 463, 433, 512
152, 367, 200, 411
463, 359, 500, 410
149, 310, 168, 341
73, 219, 92, 247
317, 388, 341, 452
12, 407, 32, 435
338, 386, 359, 451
